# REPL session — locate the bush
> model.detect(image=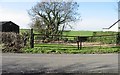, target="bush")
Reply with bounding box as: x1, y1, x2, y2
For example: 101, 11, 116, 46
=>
87, 32, 117, 44
1, 32, 24, 53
